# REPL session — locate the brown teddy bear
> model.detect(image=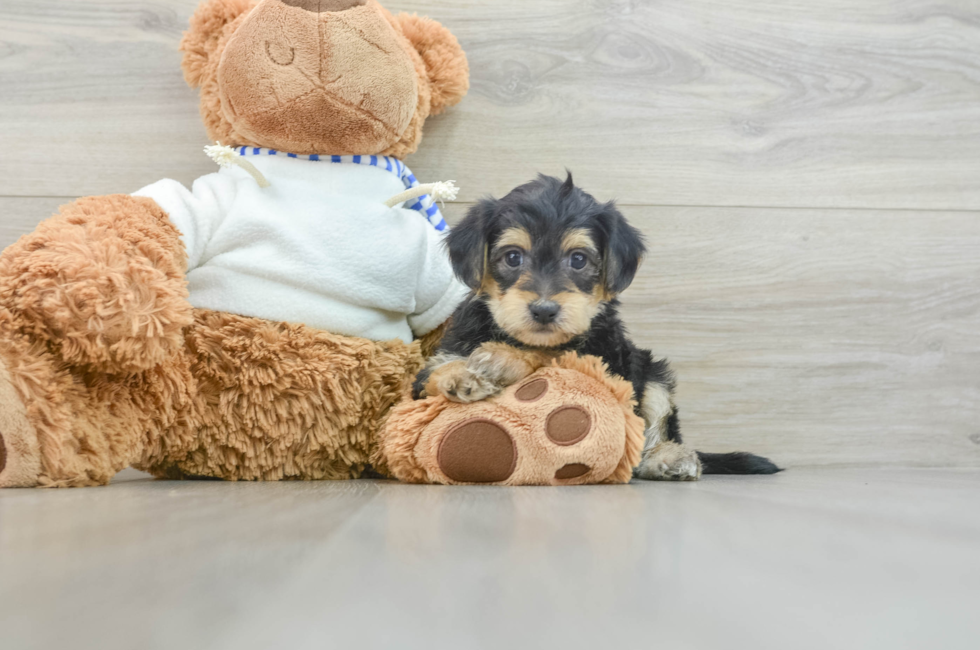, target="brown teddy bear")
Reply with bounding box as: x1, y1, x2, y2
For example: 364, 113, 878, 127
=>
0, 0, 644, 488
0, 0, 471, 487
